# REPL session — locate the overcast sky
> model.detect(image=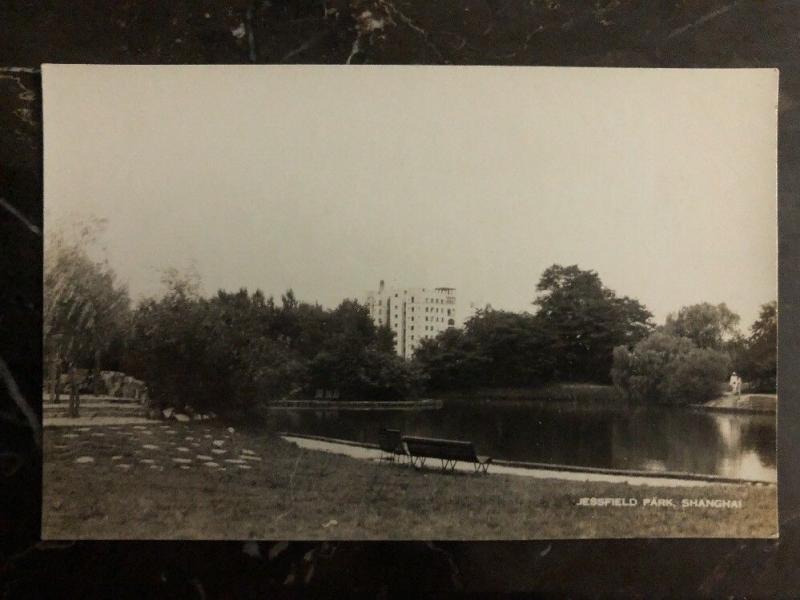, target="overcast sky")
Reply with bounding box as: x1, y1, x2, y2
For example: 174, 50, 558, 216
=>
43, 65, 777, 329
